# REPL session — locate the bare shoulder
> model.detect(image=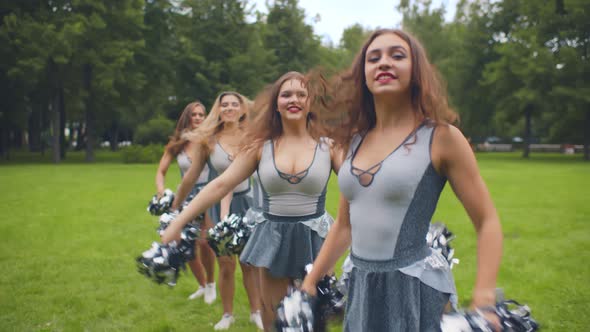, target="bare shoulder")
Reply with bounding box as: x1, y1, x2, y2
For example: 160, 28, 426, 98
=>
431, 123, 473, 174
